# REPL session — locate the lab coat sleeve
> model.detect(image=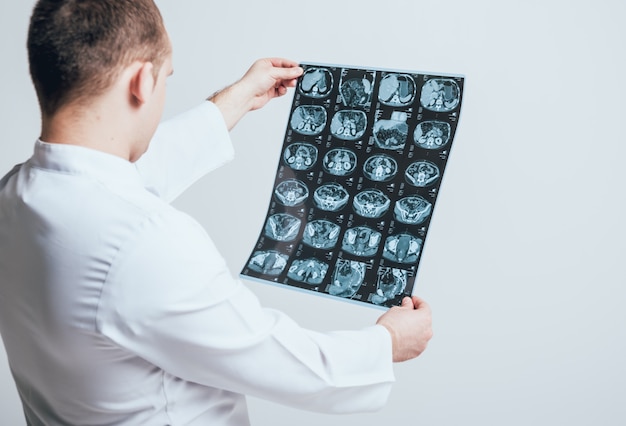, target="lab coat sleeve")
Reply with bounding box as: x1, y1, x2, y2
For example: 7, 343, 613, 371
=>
134, 102, 234, 203
97, 209, 395, 414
